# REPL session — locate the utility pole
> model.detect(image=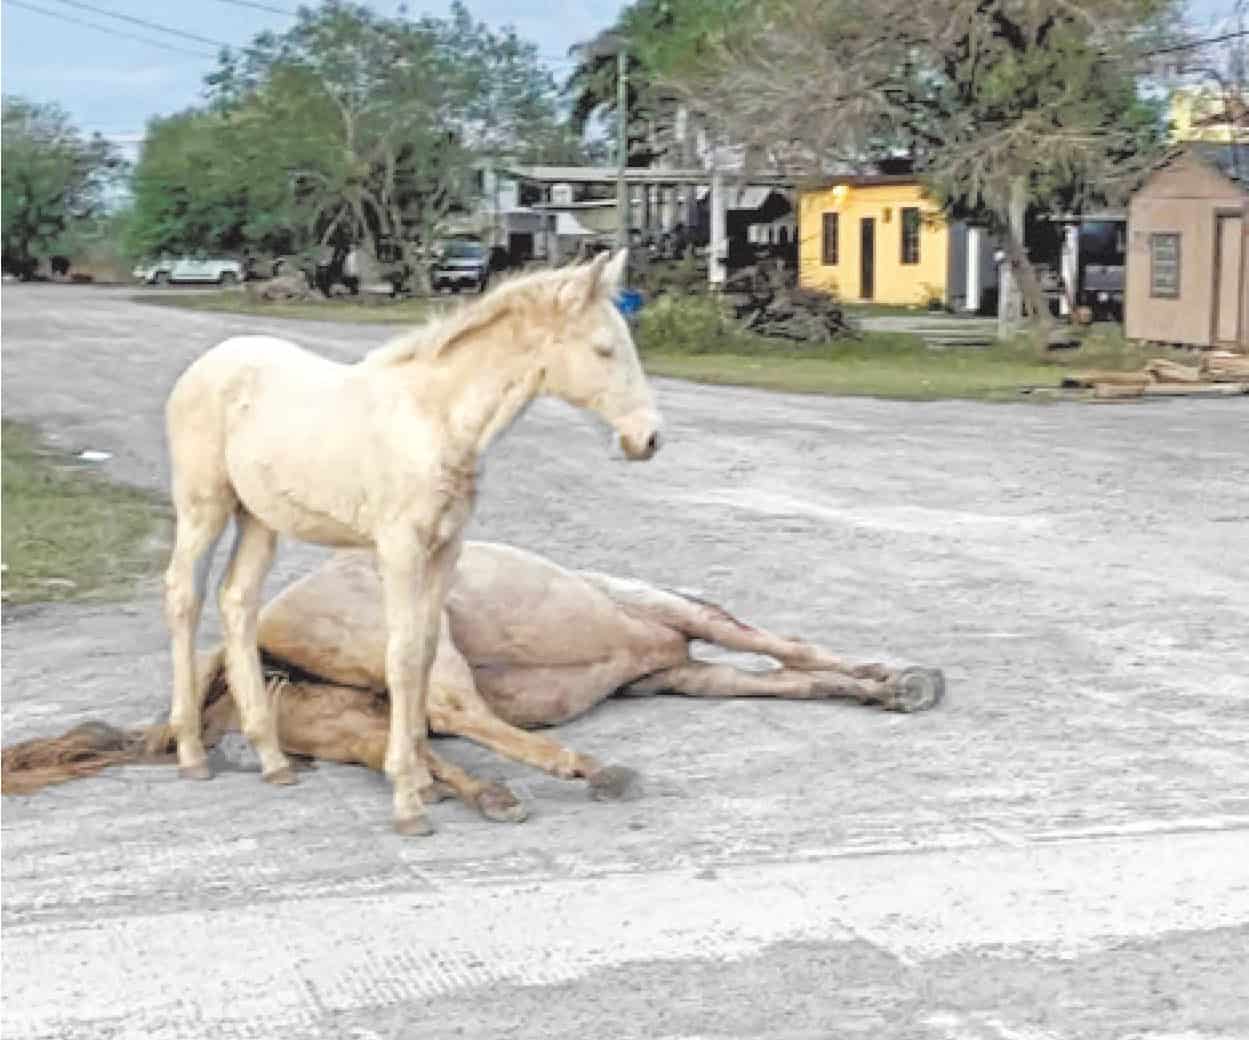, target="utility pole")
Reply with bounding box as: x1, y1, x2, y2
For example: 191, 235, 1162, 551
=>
616, 47, 629, 252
